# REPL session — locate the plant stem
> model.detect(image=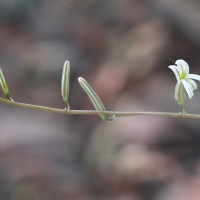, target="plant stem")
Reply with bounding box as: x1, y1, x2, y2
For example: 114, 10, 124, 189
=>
0, 97, 200, 120
180, 104, 185, 114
